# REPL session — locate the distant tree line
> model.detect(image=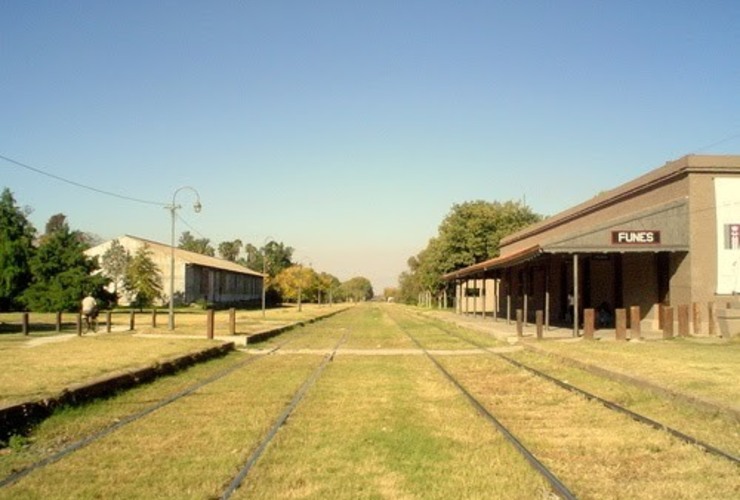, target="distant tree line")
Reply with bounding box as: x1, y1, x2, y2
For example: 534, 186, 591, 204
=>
397, 200, 542, 305
0, 187, 374, 312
